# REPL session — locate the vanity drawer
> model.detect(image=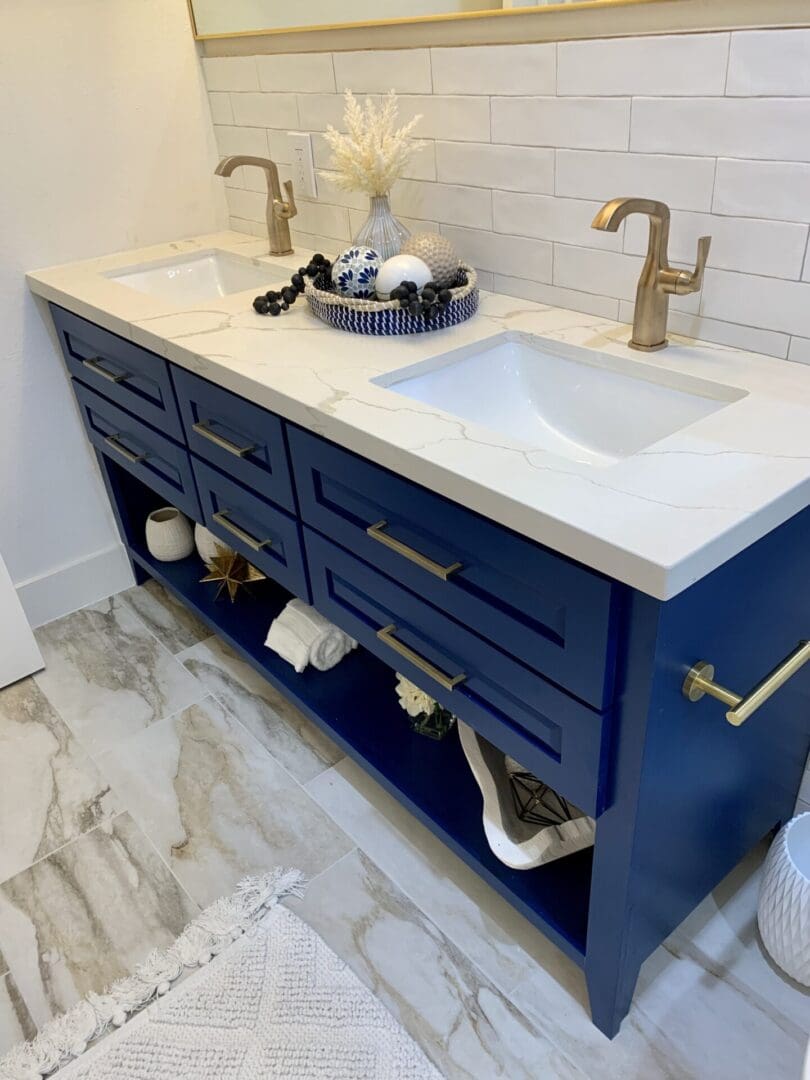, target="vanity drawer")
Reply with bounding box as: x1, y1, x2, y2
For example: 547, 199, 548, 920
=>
305, 527, 611, 815
173, 368, 295, 514
51, 305, 183, 440
289, 426, 619, 710
192, 459, 309, 600
73, 382, 200, 520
